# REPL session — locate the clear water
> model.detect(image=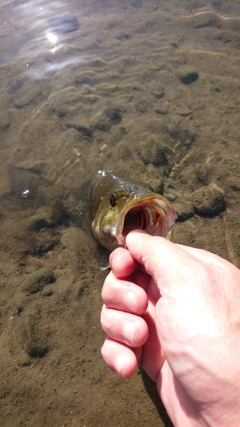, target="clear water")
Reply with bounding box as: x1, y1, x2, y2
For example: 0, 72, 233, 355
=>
0, 1, 240, 426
